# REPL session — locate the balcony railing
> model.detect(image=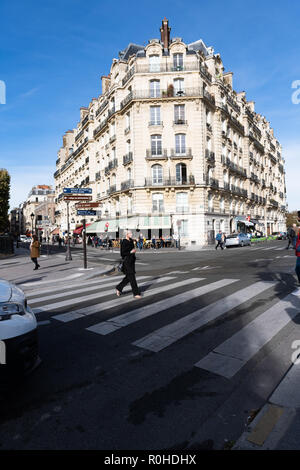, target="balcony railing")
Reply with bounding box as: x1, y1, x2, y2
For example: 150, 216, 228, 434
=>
149, 121, 163, 126
205, 149, 215, 163
95, 171, 101, 181
93, 118, 108, 137
96, 99, 108, 117
174, 119, 187, 125
121, 179, 134, 190
123, 152, 133, 165
107, 185, 117, 195
146, 148, 168, 158
170, 148, 192, 158
109, 134, 116, 144
144, 177, 194, 187
227, 95, 241, 114
206, 177, 219, 189
120, 88, 209, 109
